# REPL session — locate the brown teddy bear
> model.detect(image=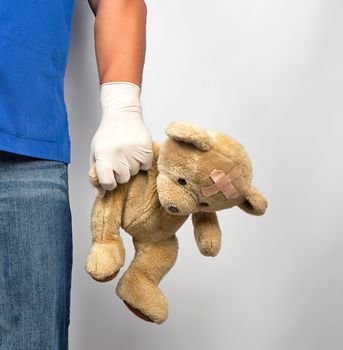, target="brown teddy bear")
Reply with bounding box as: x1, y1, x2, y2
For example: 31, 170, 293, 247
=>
86, 121, 267, 324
